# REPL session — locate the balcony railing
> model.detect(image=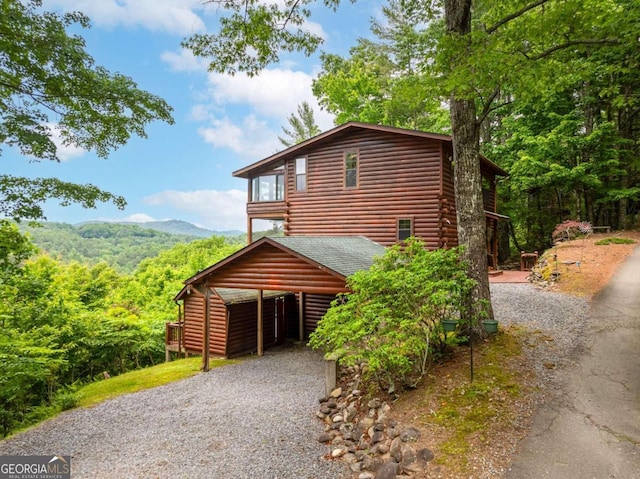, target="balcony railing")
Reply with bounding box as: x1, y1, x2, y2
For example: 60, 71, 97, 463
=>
165, 322, 185, 360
